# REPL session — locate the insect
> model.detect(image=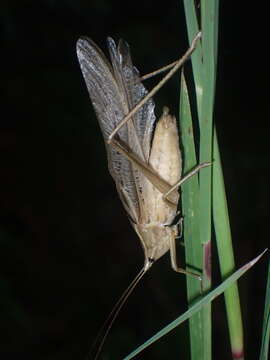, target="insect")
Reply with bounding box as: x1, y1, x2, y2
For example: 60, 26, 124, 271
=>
76, 33, 209, 358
